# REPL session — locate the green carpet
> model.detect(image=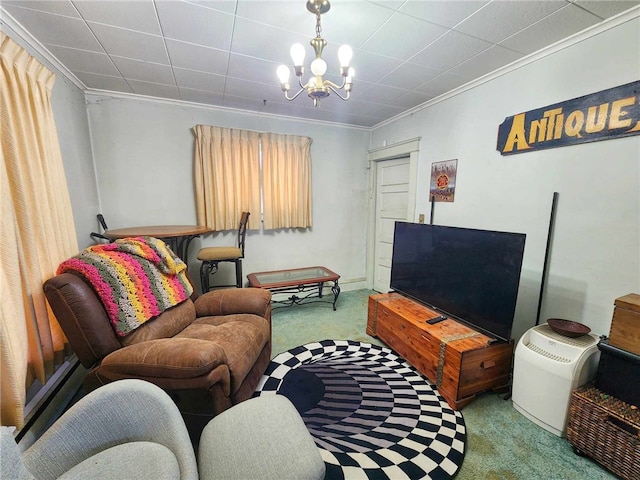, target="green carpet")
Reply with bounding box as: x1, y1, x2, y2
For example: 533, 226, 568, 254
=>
270, 289, 617, 480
